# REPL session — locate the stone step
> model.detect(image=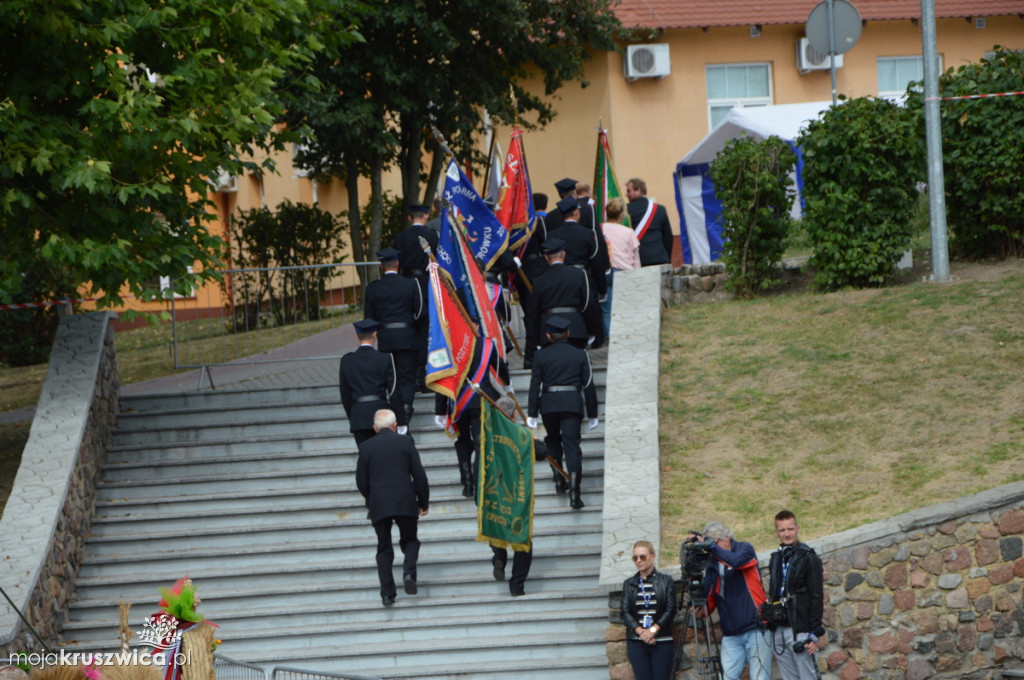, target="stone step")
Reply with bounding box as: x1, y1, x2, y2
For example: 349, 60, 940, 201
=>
117, 369, 607, 413
70, 557, 598, 602
84, 507, 603, 553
